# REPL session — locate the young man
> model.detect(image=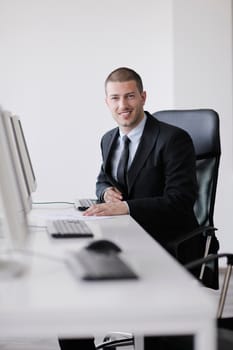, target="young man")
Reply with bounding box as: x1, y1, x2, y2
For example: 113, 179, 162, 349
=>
60, 67, 201, 350
84, 67, 202, 266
